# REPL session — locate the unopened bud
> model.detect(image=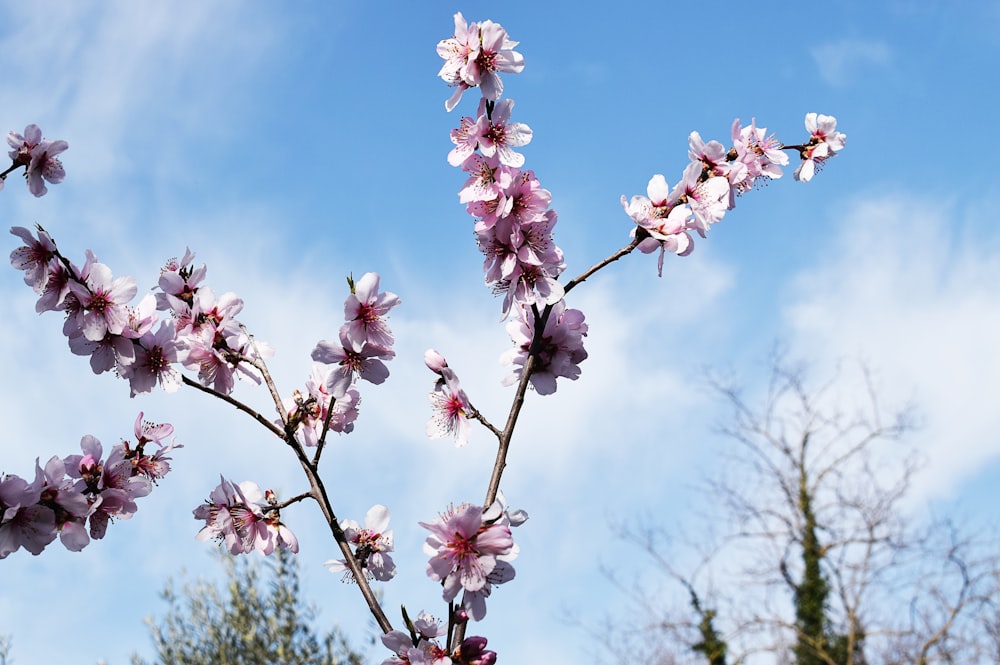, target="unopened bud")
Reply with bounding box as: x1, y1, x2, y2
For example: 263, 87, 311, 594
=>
424, 348, 448, 374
